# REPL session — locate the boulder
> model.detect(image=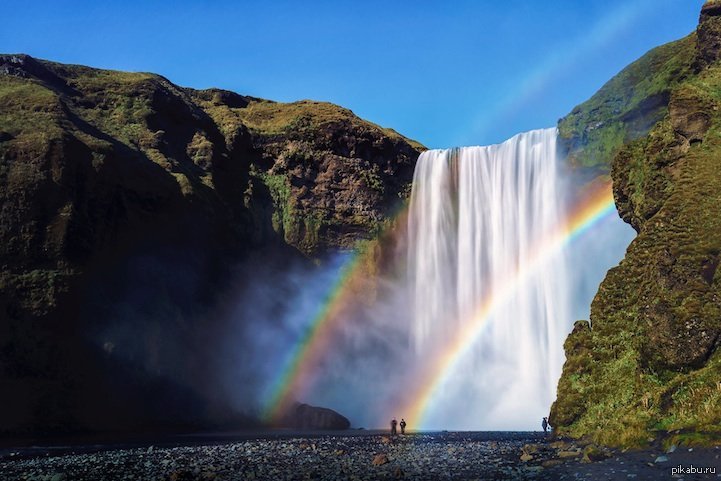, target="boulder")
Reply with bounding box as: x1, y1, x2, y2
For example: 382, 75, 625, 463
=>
582, 445, 612, 463
283, 403, 351, 430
